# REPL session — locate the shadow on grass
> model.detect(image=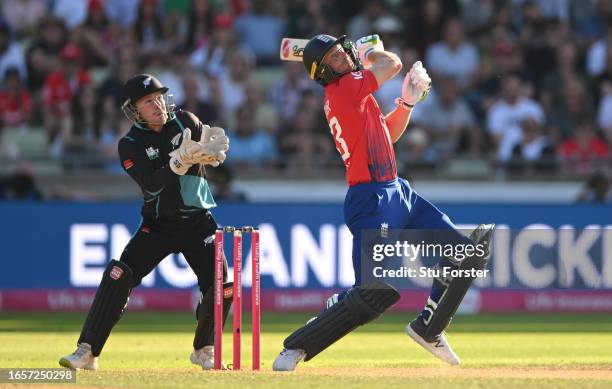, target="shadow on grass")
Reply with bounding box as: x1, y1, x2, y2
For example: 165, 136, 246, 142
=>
1, 312, 611, 333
